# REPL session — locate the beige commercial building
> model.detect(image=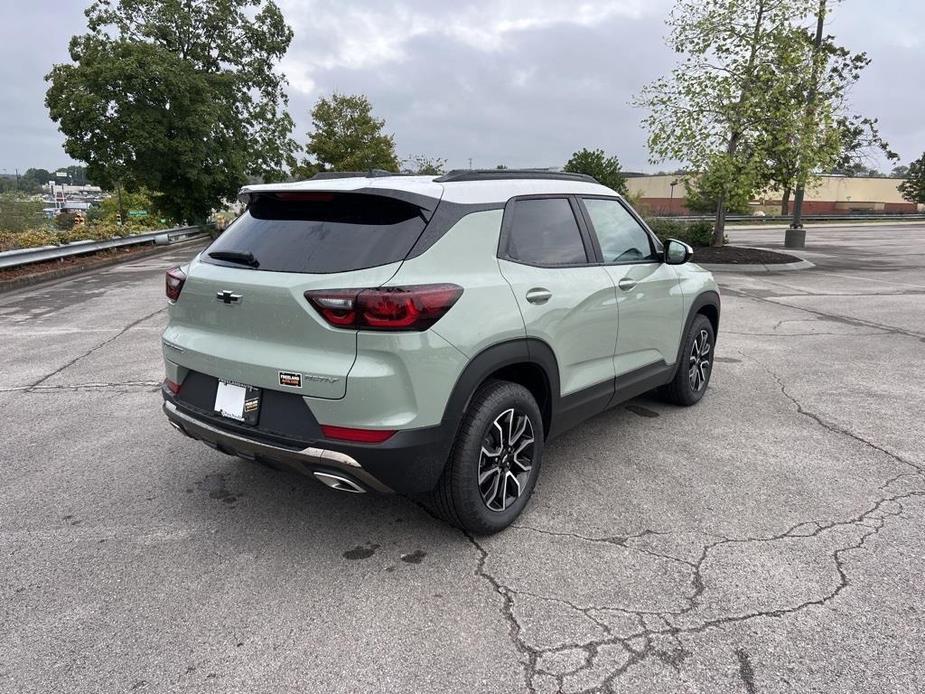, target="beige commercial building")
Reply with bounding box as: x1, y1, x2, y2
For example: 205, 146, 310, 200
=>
625, 174, 920, 215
